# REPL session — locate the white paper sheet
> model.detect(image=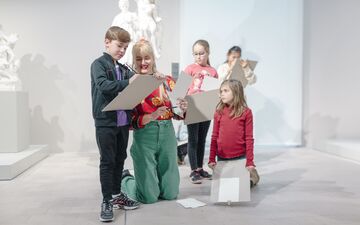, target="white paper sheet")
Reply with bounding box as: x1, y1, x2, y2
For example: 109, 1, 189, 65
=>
218, 178, 240, 202
176, 198, 206, 208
